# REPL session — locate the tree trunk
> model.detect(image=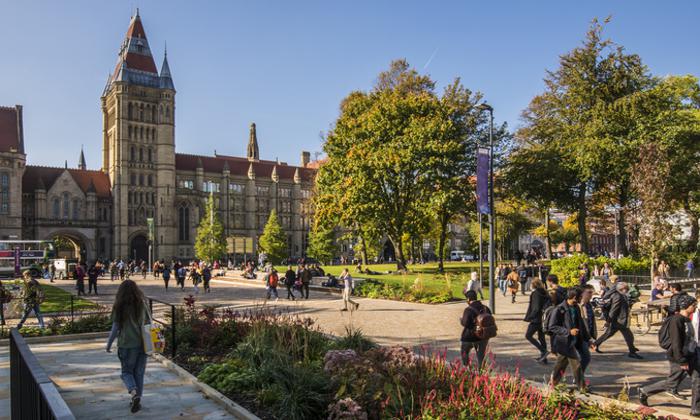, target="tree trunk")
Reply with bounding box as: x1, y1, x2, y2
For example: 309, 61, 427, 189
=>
392, 235, 407, 271
577, 184, 589, 254
650, 250, 656, 290
359, 234, 368, 266
544, 208, 552, 259
683, 199, 699, 251
437, 213, 448, 273
617, 185, 630, 256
